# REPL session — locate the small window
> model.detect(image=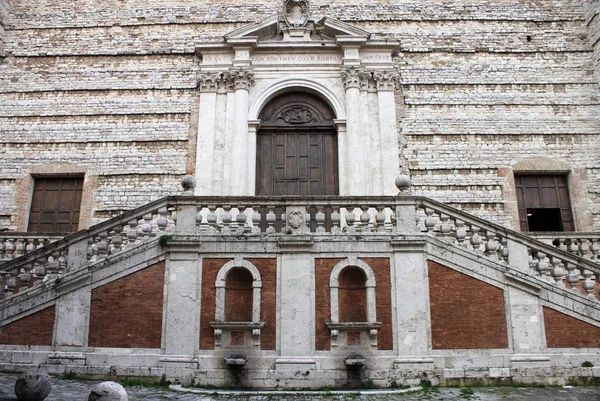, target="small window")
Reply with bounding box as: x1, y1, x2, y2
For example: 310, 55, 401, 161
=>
28, 177, 83, 233
515, 174, 574, 232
